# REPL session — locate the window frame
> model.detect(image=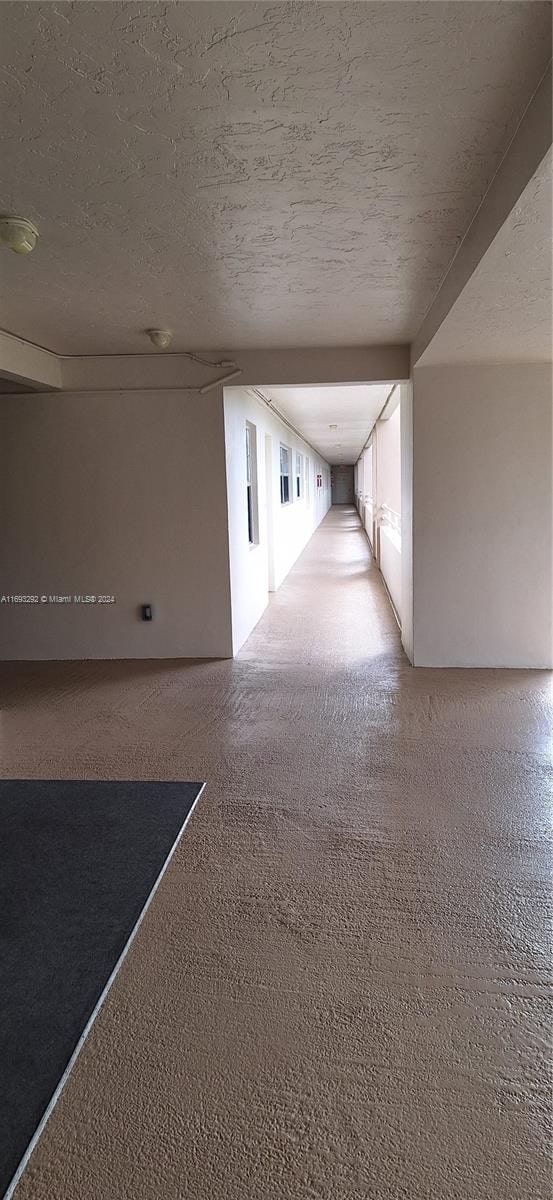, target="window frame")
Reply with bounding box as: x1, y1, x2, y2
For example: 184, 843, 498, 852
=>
295, 451, 303, 500
245, 421, 259, 545
280, 443, 292, 505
